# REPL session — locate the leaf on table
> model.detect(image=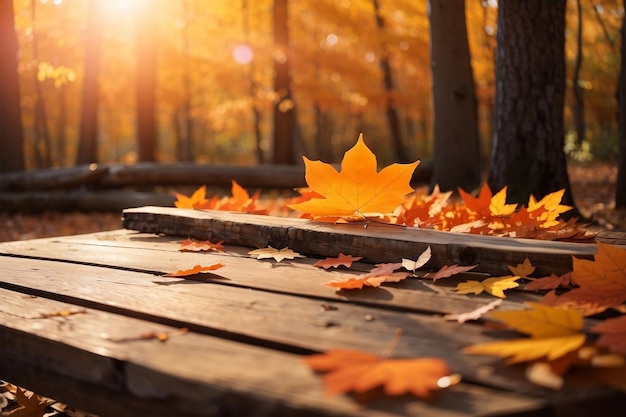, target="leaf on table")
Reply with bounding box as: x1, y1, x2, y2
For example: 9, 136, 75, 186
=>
314, 253, 363, 269
39, 308, 86, 319
303, 349, 456, 399
507, 258, 535, 278
458, 182, 493, 218
323, 272, 409, 290
453, 275, 520, 298
174, 185, 207, 209
528, 189, 573, 228
178, 238, 225, 252
288, 134, 419, 222
401, 246, 431, 274
463, 303, 586, 364
195, 180, 269, 214
363, 262, 403, 278
3, 388, 53, 417
424, 264, 478, 282
165, 263, 225, 277
526, 272, 572, 291
443, 299, 502, 324
549, 243, 626, 315
248, 246, 305, 262
590, 315, 626, 354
